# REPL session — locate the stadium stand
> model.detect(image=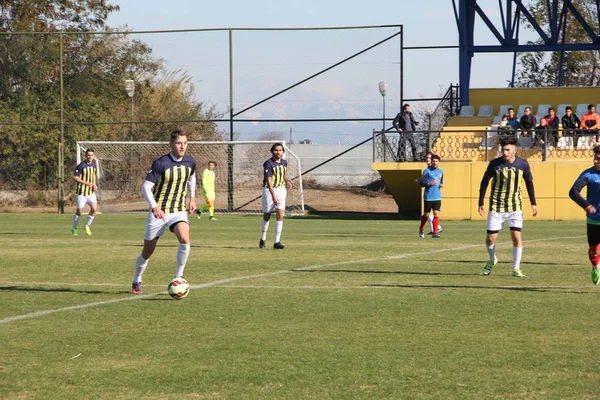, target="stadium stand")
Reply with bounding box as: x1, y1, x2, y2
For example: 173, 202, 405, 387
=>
459, 105, 475, 117
497, 104, 513, 116
557, 103, 571, 117
576, 103, 589, 116
517, 104, 533, 116
536, 103, 552, 116
477, 105, 493, 117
